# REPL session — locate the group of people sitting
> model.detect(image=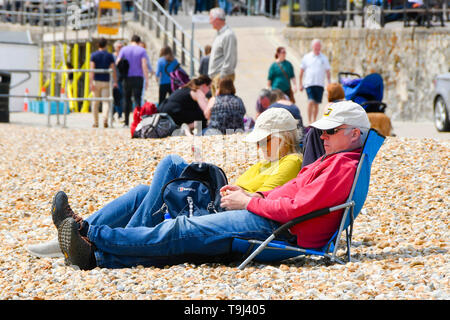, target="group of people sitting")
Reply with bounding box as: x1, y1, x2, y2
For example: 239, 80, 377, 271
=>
151, 73, 310, 137
28, 98, 373, 270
